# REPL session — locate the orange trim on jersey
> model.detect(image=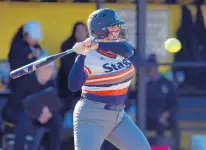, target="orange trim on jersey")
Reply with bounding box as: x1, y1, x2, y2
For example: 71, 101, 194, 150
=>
84, 66, 92, 75
86, 65, 134, 81
85, 69, 134, 85
97, 50, 117, 58
84, 68, 89, 75
82, 87, 128, 96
